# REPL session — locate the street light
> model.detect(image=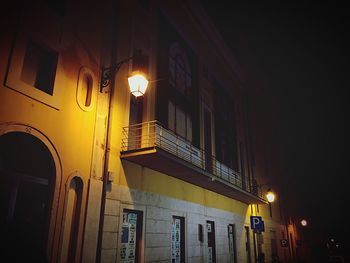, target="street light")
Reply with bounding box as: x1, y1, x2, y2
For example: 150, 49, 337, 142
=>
100, 49, 149, 96
266, 189, 276, 203
256, 183, 276, 203
301, 219, 308, 227
128, 71, 149, 97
